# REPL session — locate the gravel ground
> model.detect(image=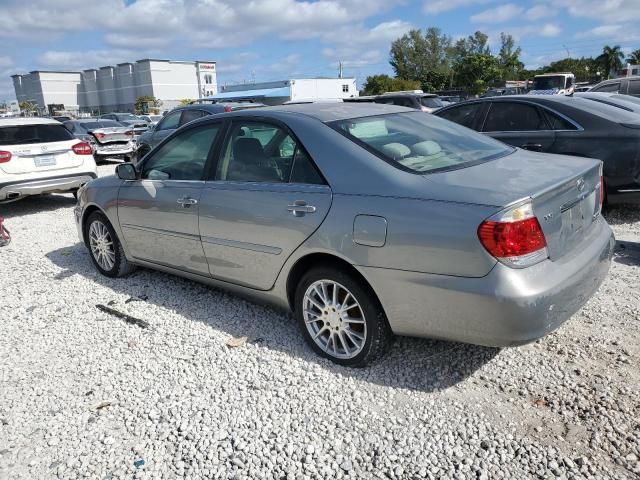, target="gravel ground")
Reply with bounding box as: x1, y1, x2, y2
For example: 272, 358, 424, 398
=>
1, 163, 639, 480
